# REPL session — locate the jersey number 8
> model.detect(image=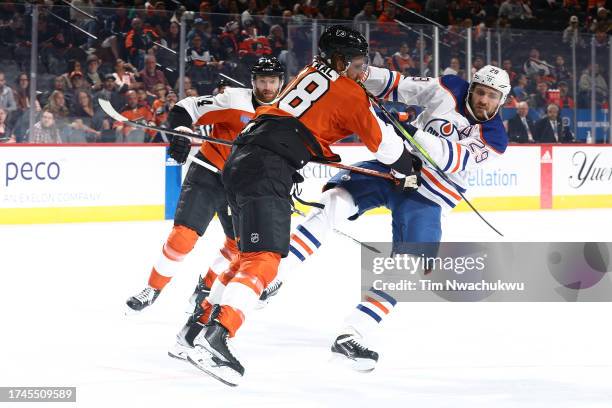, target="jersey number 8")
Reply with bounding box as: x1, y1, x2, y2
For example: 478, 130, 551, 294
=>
278, 72, 330, 117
